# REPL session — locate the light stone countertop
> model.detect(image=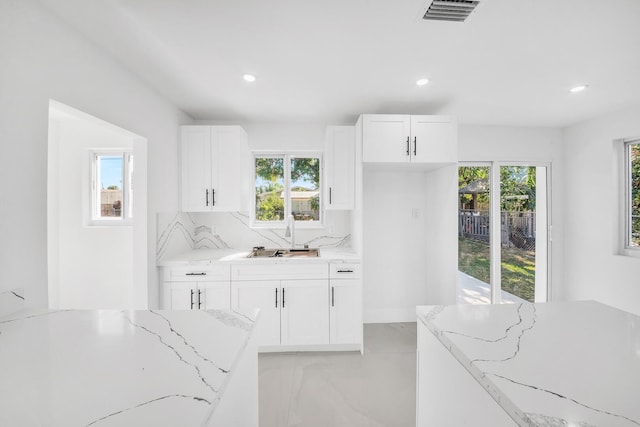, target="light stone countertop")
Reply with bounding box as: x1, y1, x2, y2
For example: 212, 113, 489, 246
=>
417, 301, 640, 427
0, 308, 258, 427
157, 247, 361, 267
